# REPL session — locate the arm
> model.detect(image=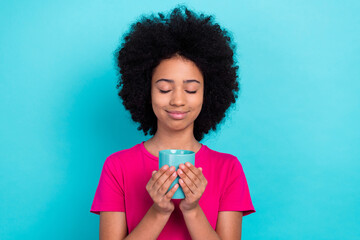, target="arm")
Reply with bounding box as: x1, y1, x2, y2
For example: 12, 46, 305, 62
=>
100, 212, 127, 240
99, 165, 179, 240
177, 163, 244, 240
182, 204, 221, 240
123, 204, 172, 240
99, 205, 172, 240
182, 207, 243, 240
177, 163, 220, 240
215, 211, 243, 239
184, 206, 243, 240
